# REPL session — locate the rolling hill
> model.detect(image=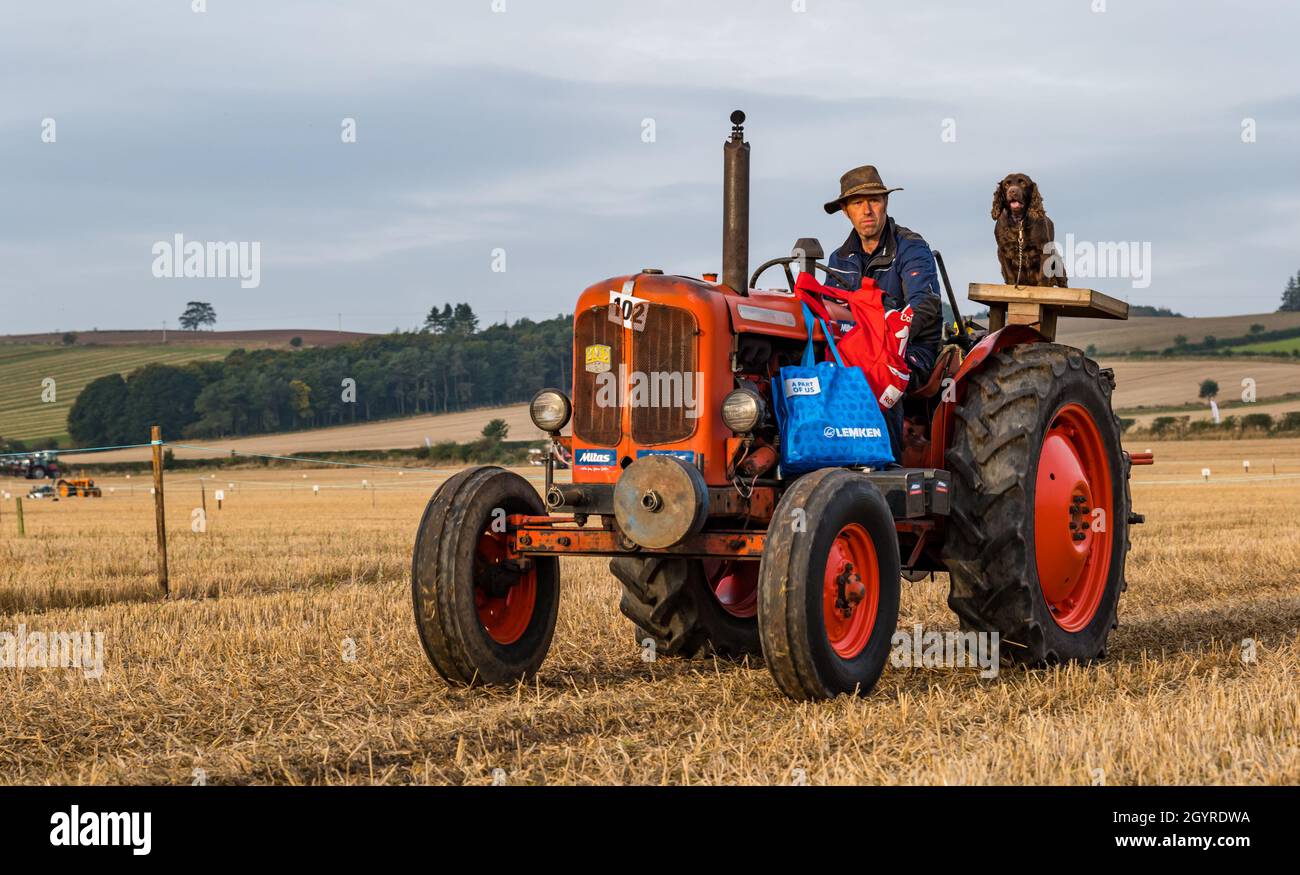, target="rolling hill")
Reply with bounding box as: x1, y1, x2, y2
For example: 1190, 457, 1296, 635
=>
0, 330, 377, 445
1054, 311, 1300, 355
0, 344, 234, 444
1, 328, 372, 348
1104, 359, 1300, 409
